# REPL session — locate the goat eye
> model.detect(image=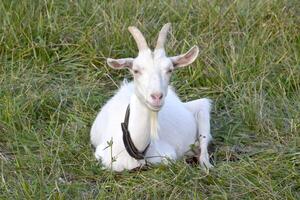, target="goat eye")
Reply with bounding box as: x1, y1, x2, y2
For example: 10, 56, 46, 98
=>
133, 69, 140, 74
166, 68, 173, 74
